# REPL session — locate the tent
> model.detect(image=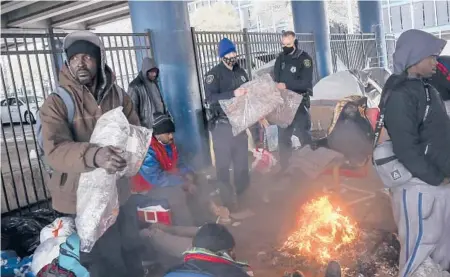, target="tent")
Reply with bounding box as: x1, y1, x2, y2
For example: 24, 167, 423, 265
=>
312, 67, 391, 108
